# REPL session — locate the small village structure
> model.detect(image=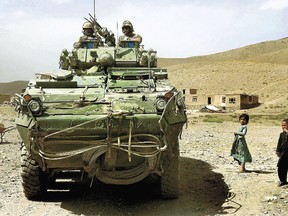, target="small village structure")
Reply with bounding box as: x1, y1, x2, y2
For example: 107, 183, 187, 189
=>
183, 89, 259, 111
